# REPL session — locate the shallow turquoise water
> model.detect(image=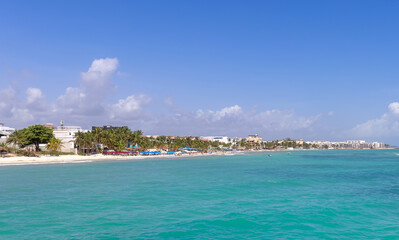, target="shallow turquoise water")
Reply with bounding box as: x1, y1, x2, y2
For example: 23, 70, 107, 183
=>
1, 150, 399, 239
